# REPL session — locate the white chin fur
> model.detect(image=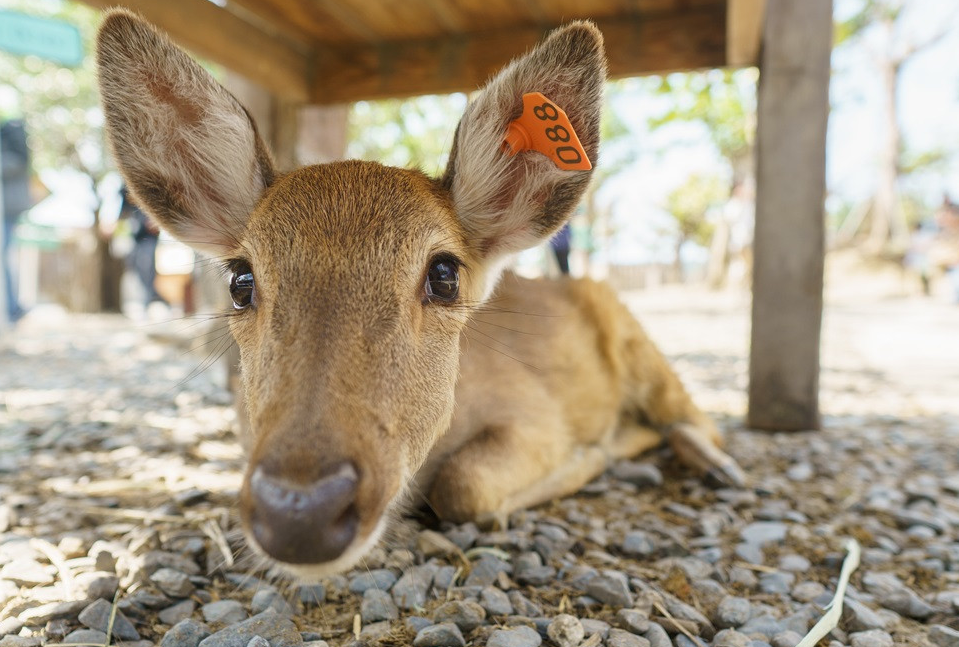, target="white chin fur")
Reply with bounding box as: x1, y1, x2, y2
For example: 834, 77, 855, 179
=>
246, 517, 388, 581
